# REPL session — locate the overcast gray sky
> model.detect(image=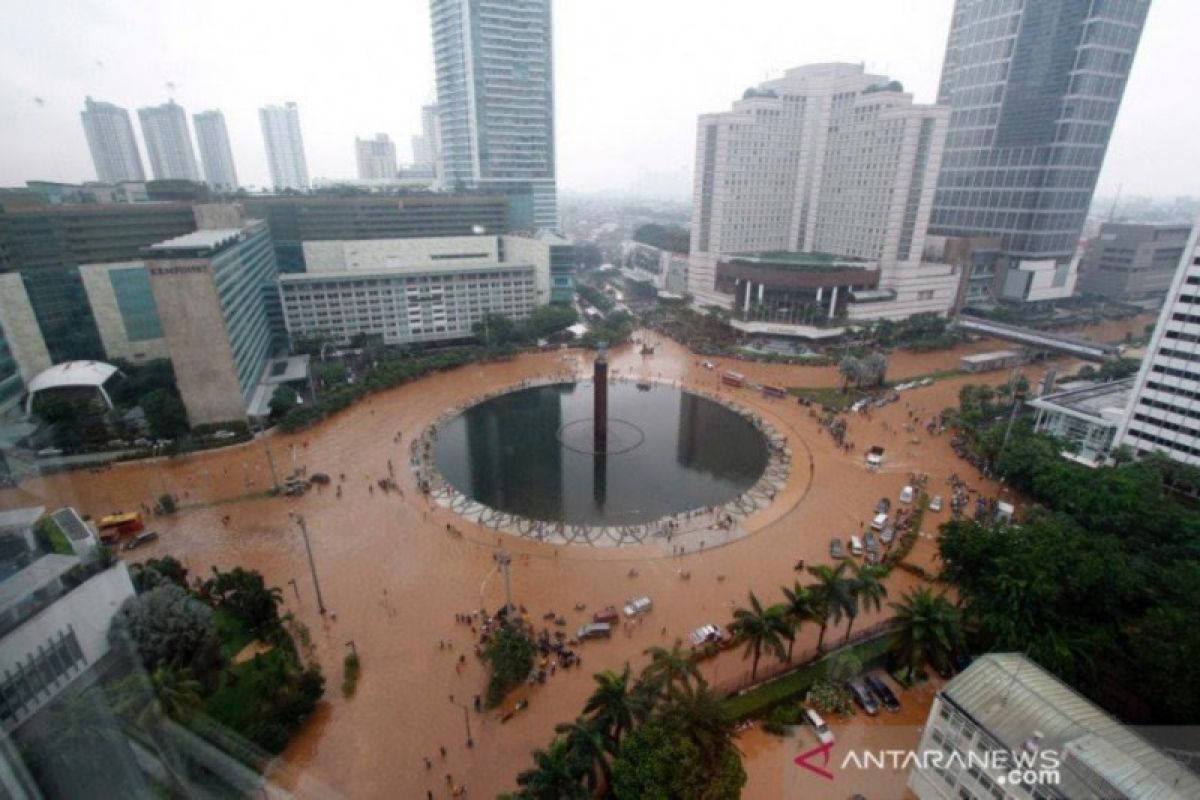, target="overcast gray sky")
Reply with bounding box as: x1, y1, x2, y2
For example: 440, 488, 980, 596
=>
0, 0, 1195, 199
